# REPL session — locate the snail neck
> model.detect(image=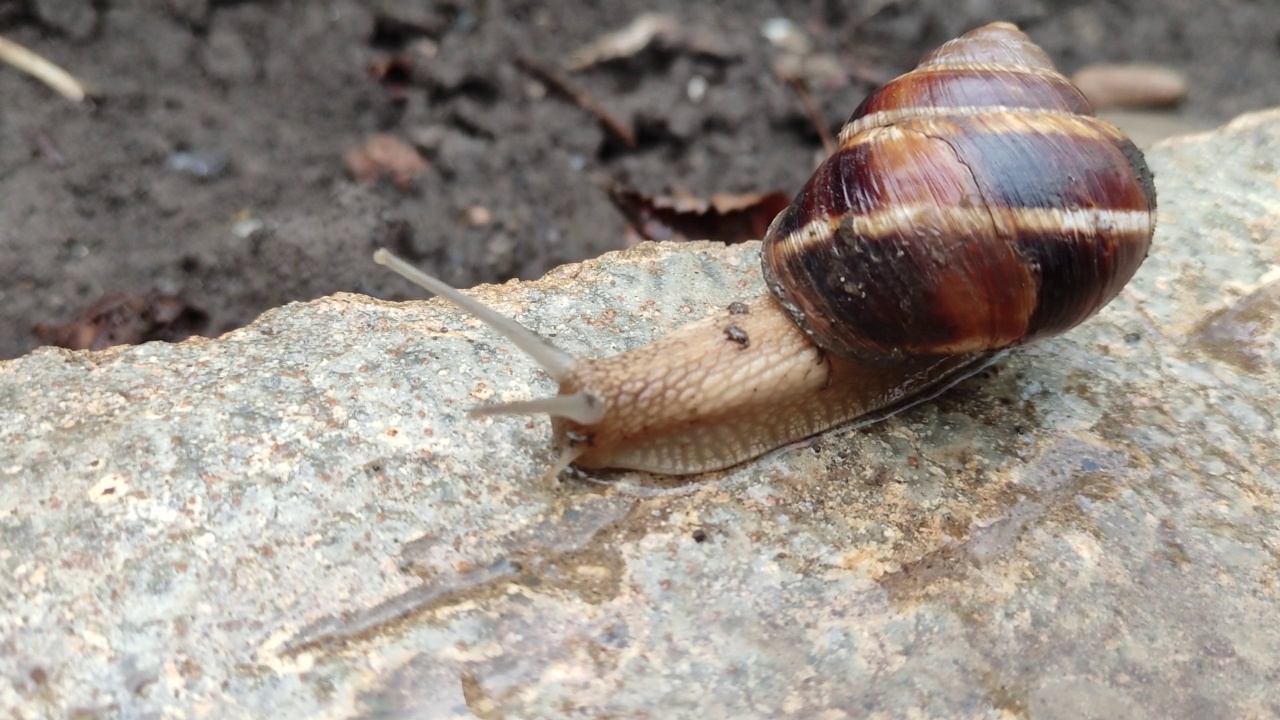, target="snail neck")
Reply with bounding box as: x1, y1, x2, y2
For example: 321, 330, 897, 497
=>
552, 294, 995, 475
